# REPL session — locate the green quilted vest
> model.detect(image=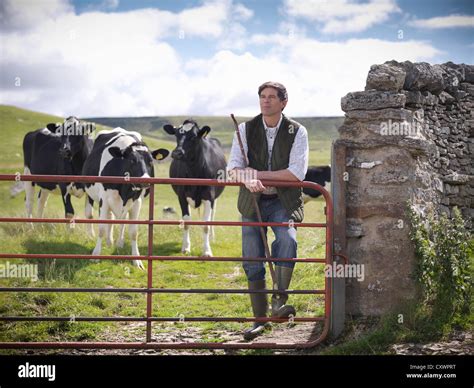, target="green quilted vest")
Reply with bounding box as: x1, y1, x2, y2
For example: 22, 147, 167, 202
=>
237, 114, 304, 222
